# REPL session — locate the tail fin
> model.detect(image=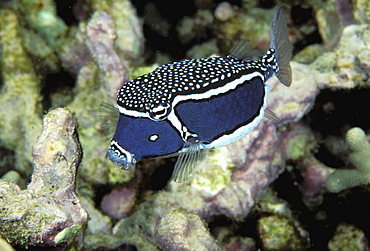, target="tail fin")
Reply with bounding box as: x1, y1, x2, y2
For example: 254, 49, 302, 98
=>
270, 6, 292, 87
